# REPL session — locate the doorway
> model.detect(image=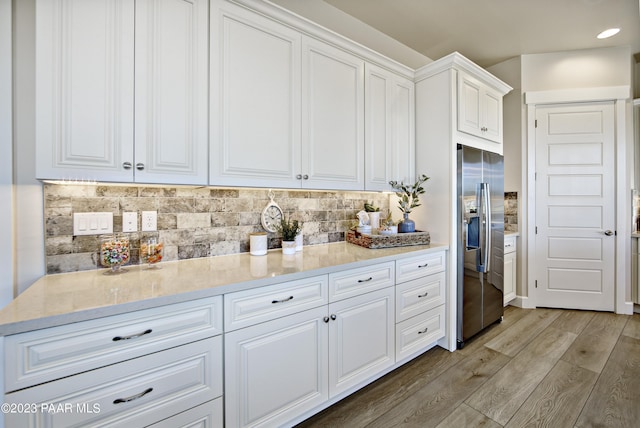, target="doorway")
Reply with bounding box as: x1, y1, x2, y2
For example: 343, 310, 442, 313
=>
534, 102, 615, 311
